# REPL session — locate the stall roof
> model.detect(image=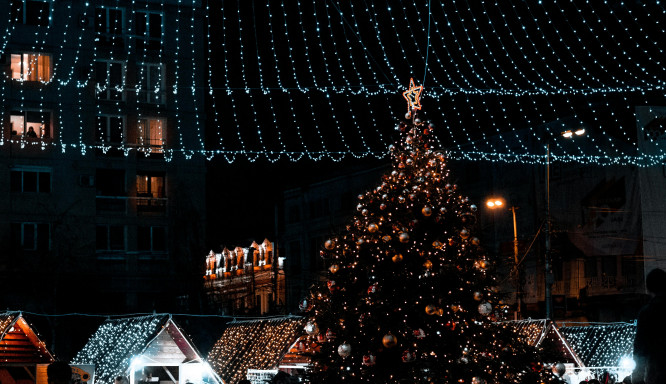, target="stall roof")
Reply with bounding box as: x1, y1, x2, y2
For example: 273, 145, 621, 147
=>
559, 323, 636, 368
505, 319, 584, 367
207, 316, 305, 384
72, 314, 210, 384
0, 311, 54, 364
